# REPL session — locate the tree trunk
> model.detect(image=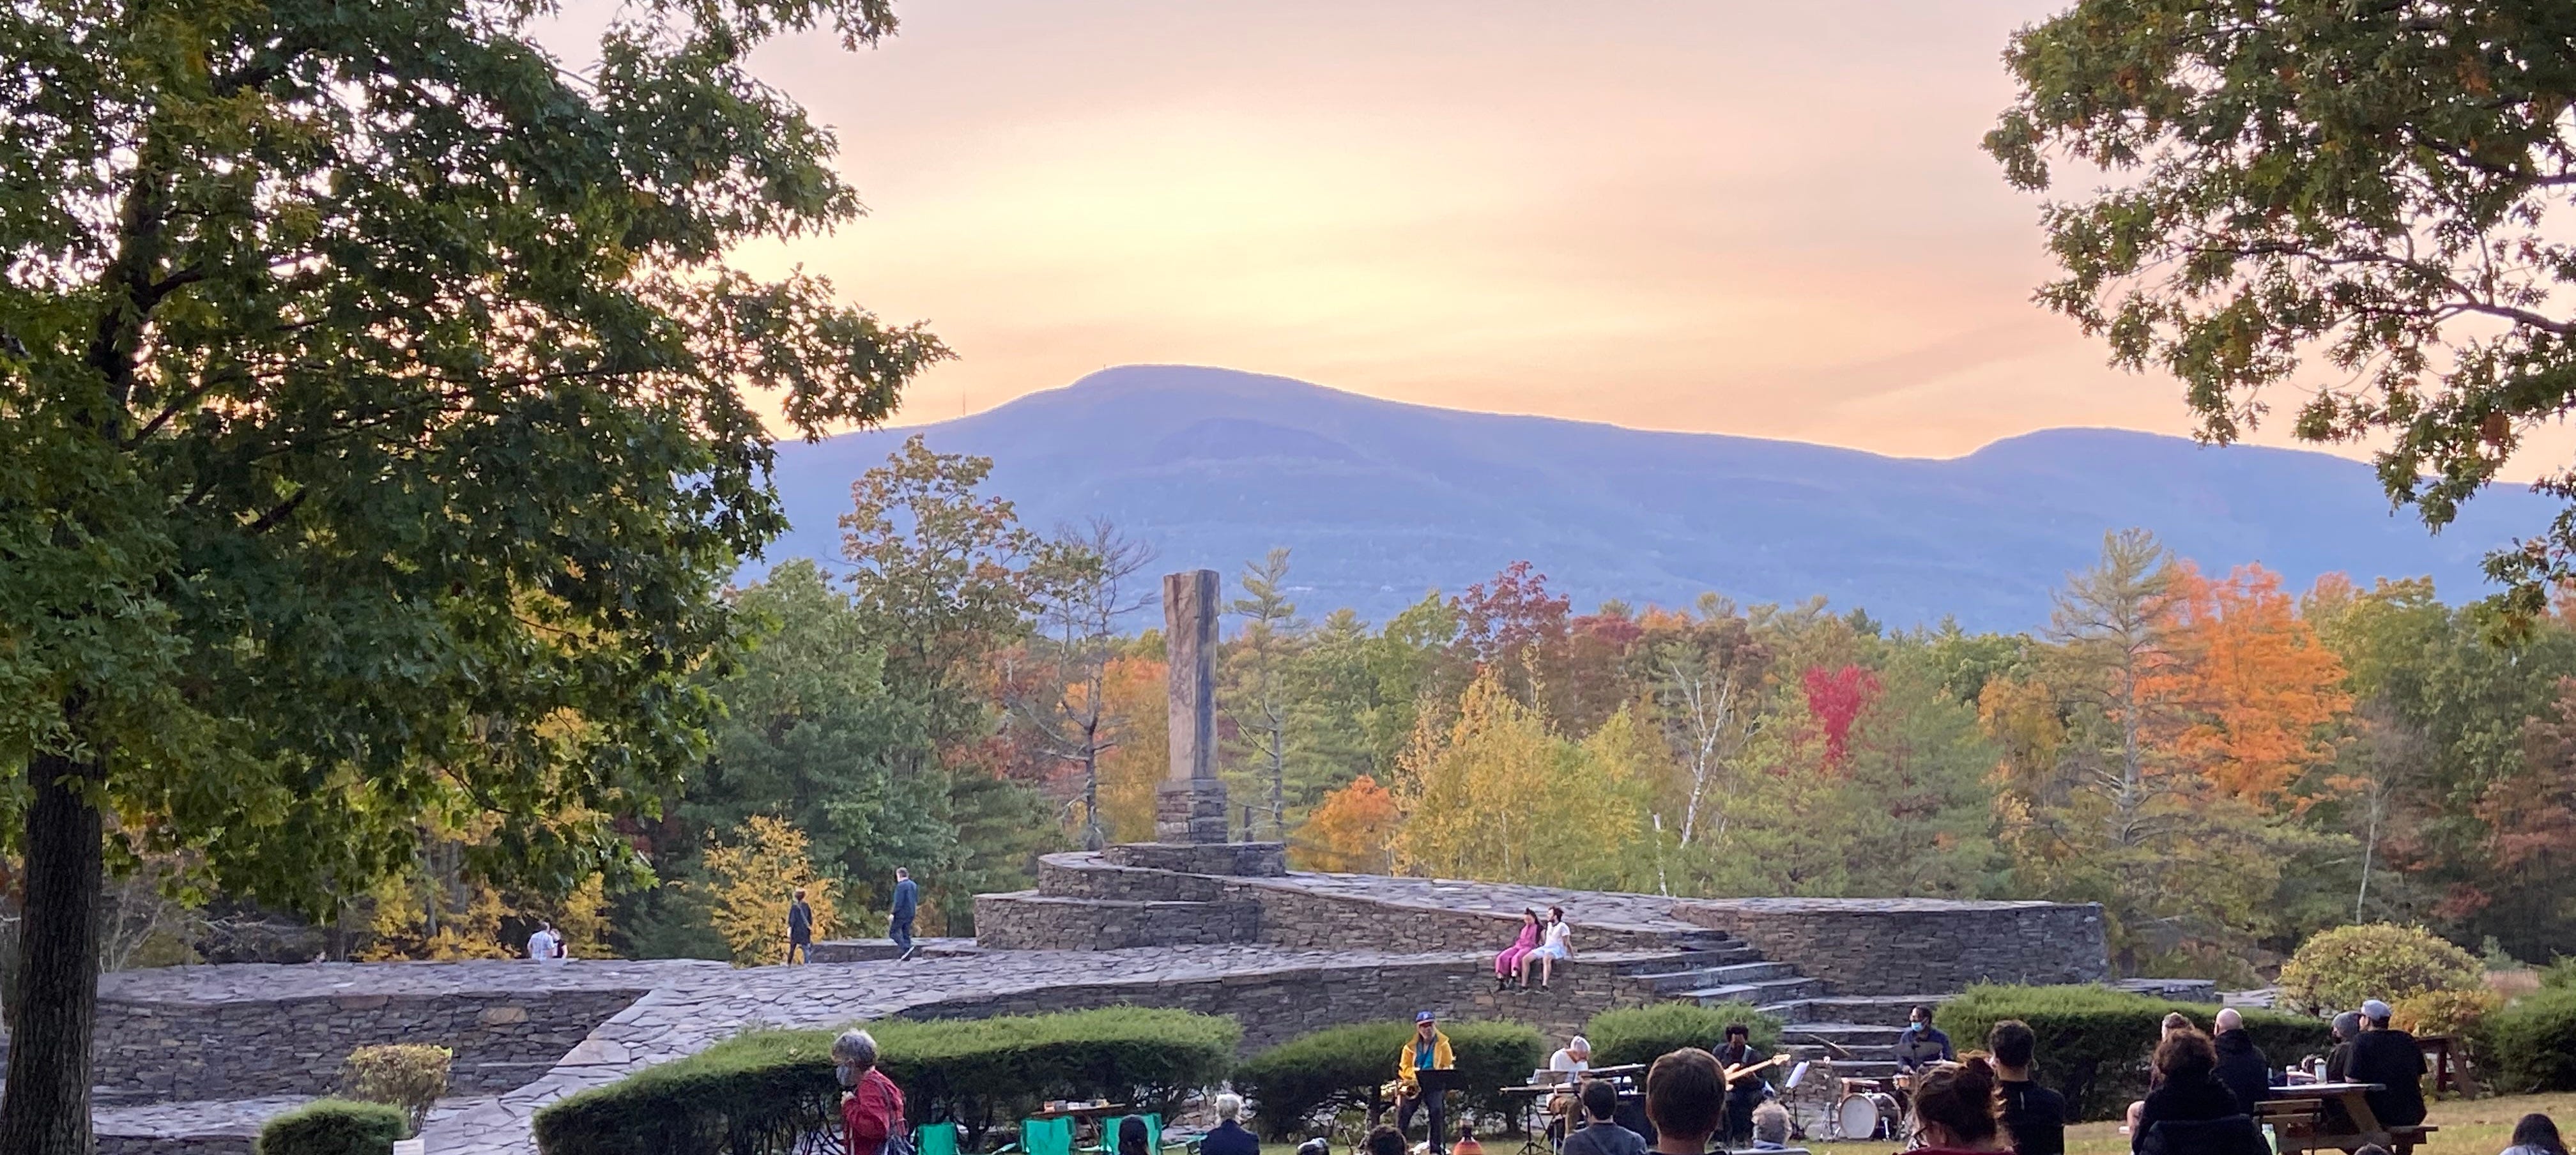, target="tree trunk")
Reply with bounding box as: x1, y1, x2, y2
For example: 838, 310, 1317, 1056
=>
0, 746, 107, 1155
